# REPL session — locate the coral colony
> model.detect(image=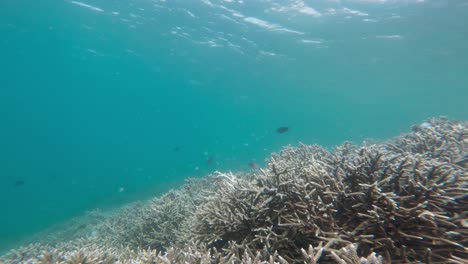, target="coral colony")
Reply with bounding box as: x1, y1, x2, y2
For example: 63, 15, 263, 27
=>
1, 117, 466, 263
